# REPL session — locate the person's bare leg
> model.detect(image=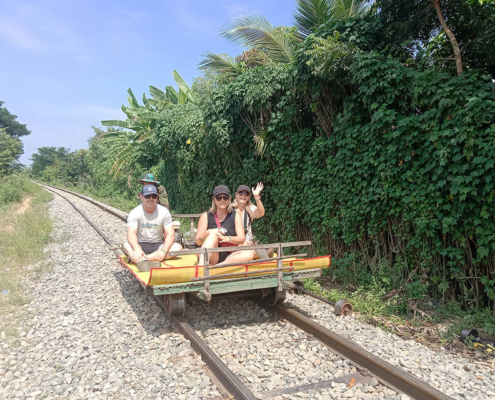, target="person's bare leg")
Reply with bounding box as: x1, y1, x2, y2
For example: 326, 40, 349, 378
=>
151, 242, 183, 260
198, 232, 220, 266
217, 250, 256, 266
123, 242, 141, 263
